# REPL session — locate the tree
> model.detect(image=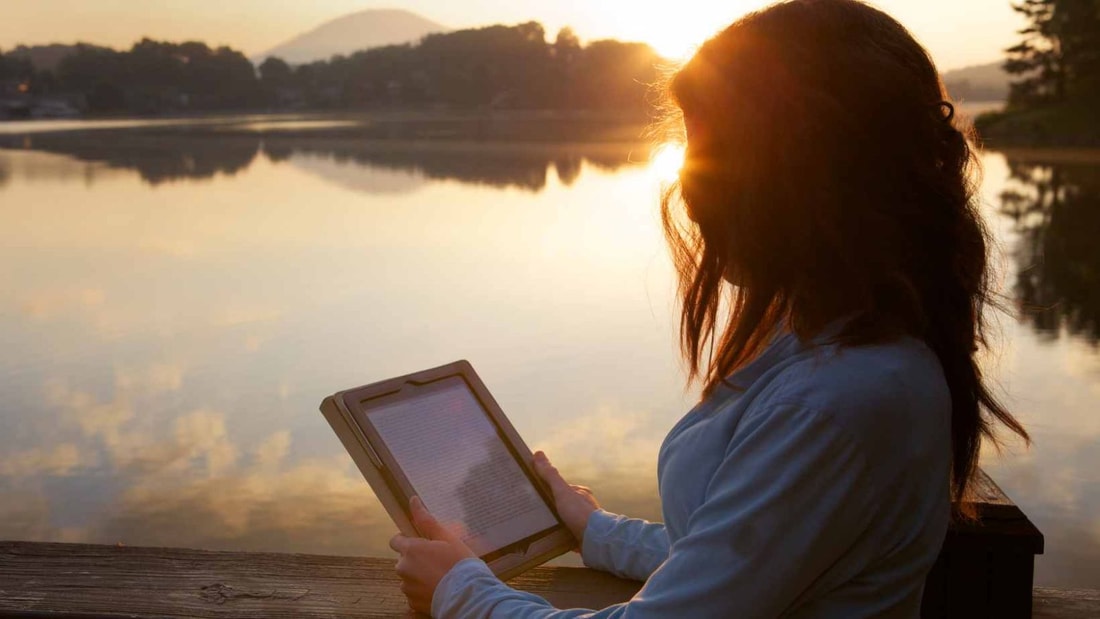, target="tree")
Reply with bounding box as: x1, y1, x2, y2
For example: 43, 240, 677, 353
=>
259, 57, 292, 85
0, 48, 36, 88
1006, 0, 1100, 107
